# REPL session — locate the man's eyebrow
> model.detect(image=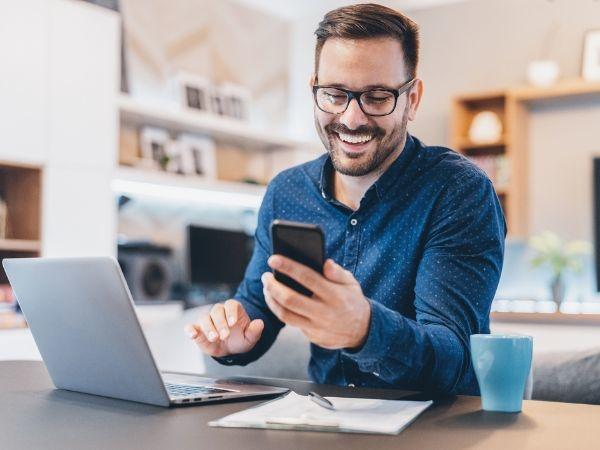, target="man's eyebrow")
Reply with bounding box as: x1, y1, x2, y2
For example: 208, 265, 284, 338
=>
319, 82, 398, 91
